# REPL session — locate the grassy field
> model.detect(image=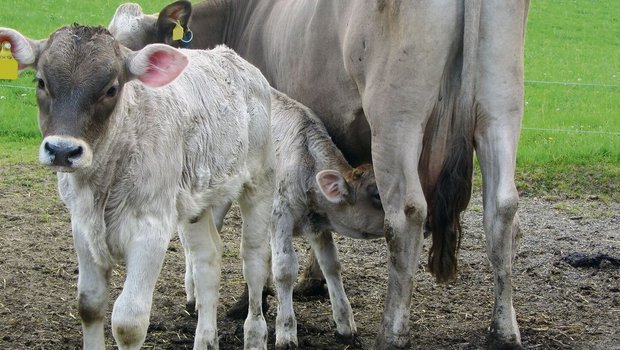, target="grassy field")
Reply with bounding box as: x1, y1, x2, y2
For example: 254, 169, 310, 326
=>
0, 0, 618, 200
